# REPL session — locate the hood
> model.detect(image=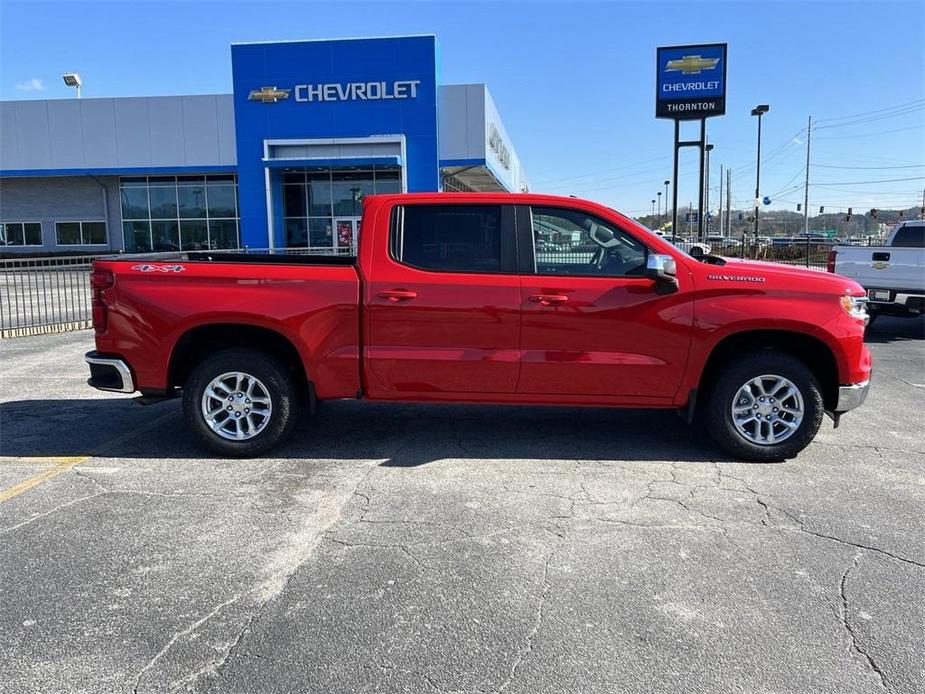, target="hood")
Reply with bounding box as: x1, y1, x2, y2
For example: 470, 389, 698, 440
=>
697, 257, 864, 295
